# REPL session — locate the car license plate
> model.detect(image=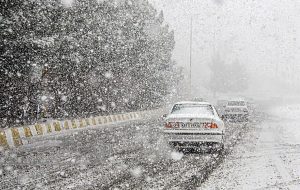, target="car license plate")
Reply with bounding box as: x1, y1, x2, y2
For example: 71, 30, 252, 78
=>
180, 122, 201, 128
